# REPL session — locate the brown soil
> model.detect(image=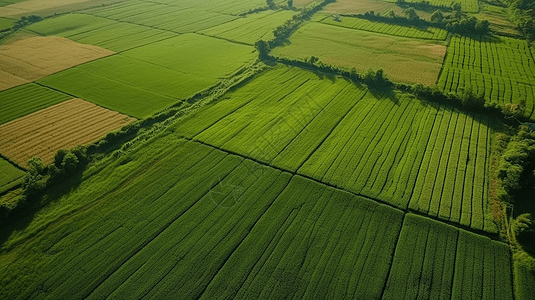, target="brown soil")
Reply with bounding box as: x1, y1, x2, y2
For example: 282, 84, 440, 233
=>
0, 98, 135, 167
